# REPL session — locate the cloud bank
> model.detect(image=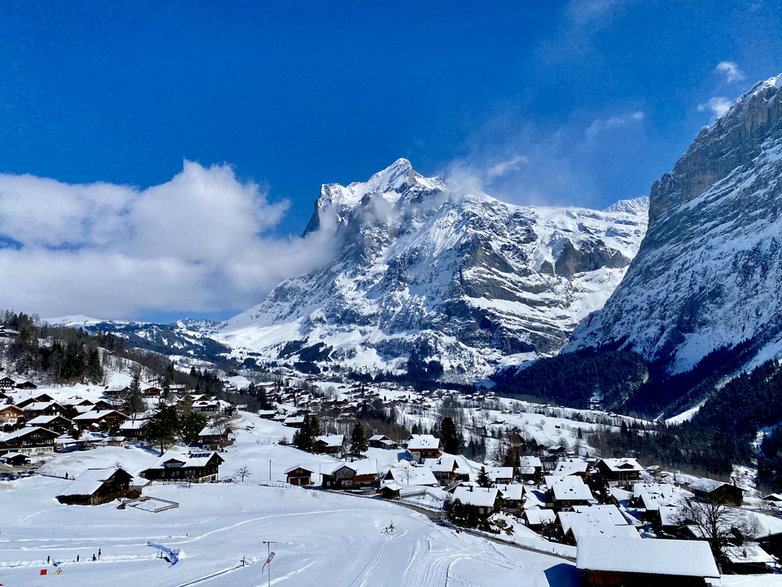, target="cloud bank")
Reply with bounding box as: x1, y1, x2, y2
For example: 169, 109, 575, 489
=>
0, 162, 338, 320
